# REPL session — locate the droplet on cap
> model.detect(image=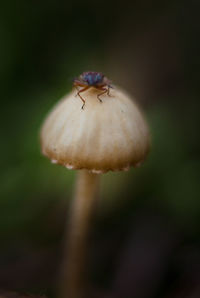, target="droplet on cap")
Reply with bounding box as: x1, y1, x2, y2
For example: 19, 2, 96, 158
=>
51, 159, 58, 164
91, 169, 104, 174
66, 164, 75, 170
